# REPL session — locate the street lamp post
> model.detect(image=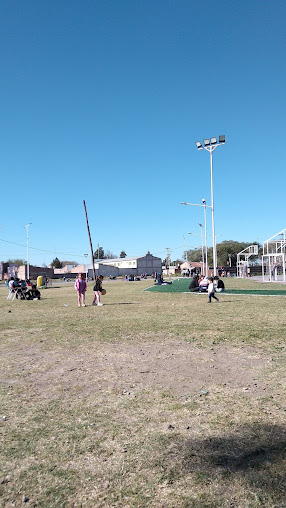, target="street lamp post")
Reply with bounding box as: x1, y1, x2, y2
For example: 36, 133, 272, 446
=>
202, 198, 208, 275
24, 223, 32, 280
188, 231, 204, 274
84, 253, 88, 280
195, 136, 225, 276
198, 223, 204, 274
180, 199, 211, 276
183, 235, 188, 261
